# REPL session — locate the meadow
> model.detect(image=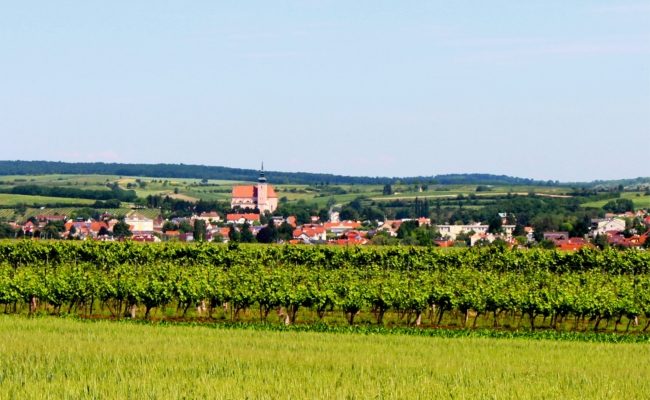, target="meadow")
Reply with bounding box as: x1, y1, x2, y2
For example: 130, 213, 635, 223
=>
0, 315, 648, 399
